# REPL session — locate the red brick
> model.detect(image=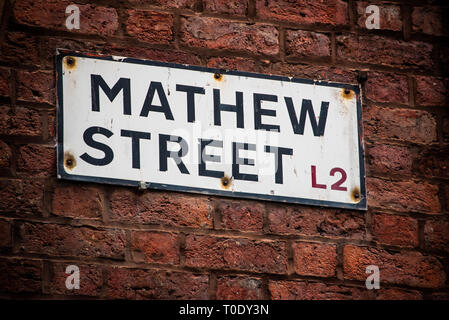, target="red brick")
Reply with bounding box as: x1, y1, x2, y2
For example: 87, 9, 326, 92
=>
207, 57, 256, 72
269, 280, 422, 300
0, 67, 10, 97
0, 32, 40, 67
103, 44, 201, 65
267, 205, 365, 240
412, 6, 445, 36
363, 106, 437, 144
130, 231, 179, 264
444, 117, 449, 143
105, 267, 209, 299
366, 144, 414, 176
16, 144, 56, 177
292, 242, 337, 277
48, 263, 102, 296
110, 189, 213, 228
129, 0, 197, 10
19, 223, 126, 259
424, 219, 449, 253
446, 186, 449, 212
0, 107, 42, 137
47, 111, 56, 139
367, 177, 440, 214
0, 220, 11, 247
217, 199, 263, 232
180, 16, 279, 56
285, 30, 331, 58
203, 0, 248, 16
126, 10, 174, 44
337, 35, 433, 69
256, 0, 348, 26
52, 185, 103, 219
372, 213, 418, 247
185, 235, 288, 274
16, 70, 55, 105
0, 140, 12, 168
413, 147, 449, 179
343, 245, 446, 288
0, 258, 42, 294
267, 63, 358, 83
13, 0, 118, 36
356, 2, 402, 31
415, 76, 448, 106
216, 276, 263, 300
364, 72, 409, 104
0, 179, 44, 215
